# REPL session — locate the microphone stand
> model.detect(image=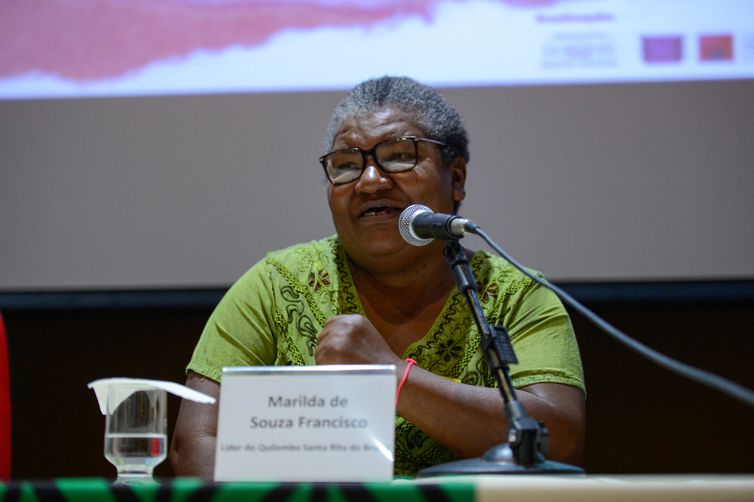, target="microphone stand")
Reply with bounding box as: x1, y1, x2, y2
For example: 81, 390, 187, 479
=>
418, 240, 583, 476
